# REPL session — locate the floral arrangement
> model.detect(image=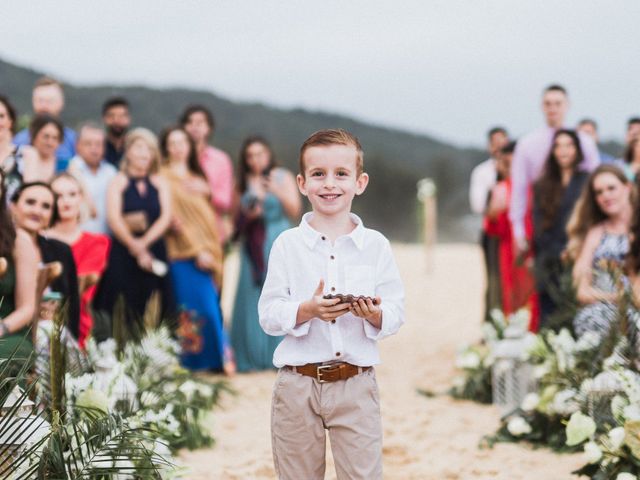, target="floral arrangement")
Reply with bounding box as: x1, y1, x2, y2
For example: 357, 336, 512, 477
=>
487, 328, 603, 451
67, 328, 229, 452
448, 290, 640, 480
449, 308, 529, 403
2, 314, 229, 478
